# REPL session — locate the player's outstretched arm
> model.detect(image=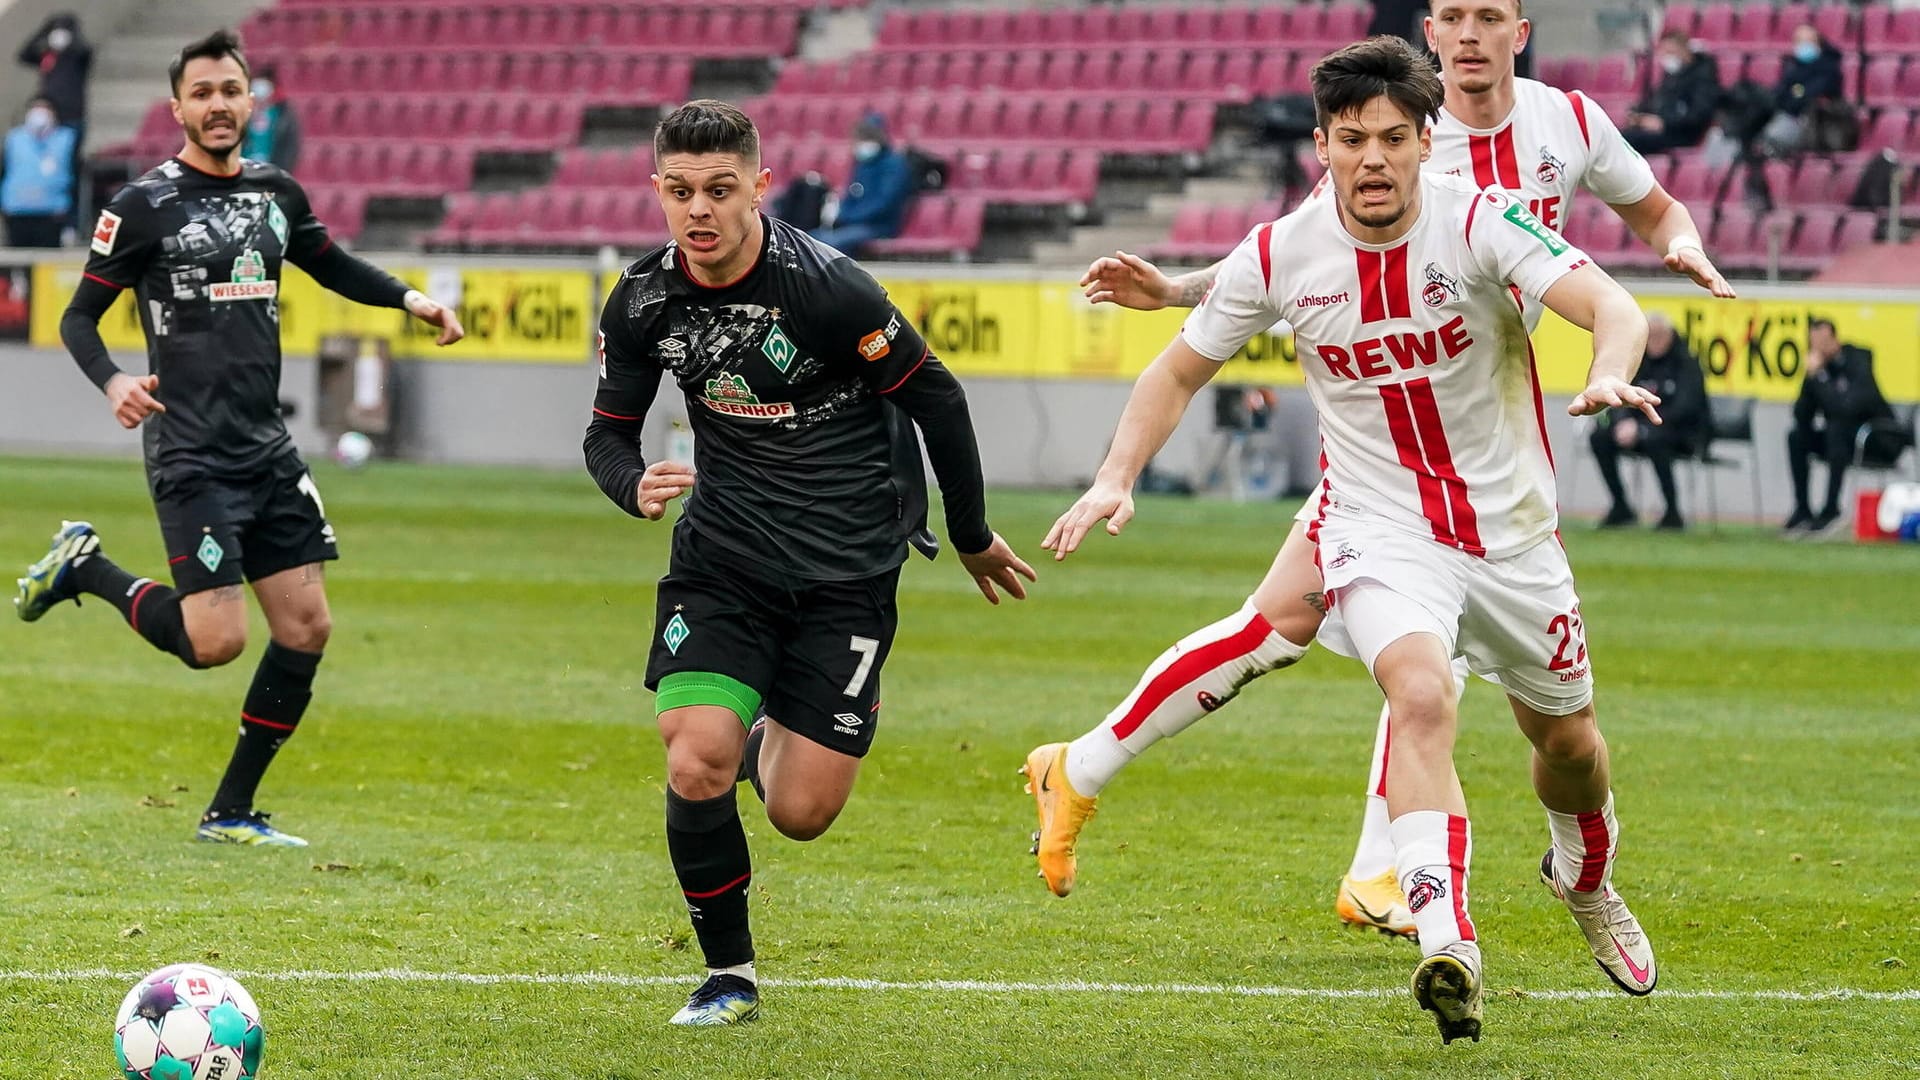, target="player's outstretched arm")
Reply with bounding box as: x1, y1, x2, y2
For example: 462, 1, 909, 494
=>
1609, 186, 1736, 299
1081, 252, 1223, 310
1541, 264, 1660, 423
1043, 339, 1221, 561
